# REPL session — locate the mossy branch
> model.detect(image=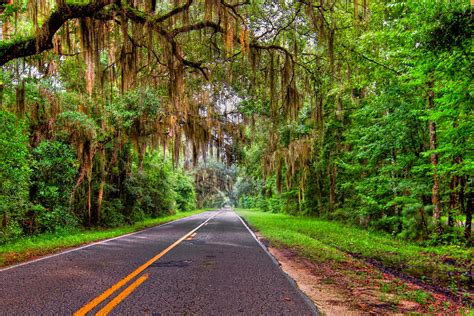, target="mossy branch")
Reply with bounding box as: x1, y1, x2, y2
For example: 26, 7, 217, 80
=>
0, 1, 114, 66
